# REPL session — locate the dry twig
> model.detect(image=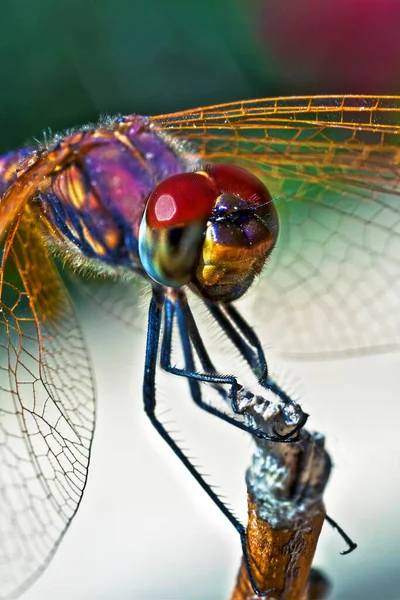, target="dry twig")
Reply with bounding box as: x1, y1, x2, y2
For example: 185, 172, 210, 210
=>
230, 388, 331, 600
